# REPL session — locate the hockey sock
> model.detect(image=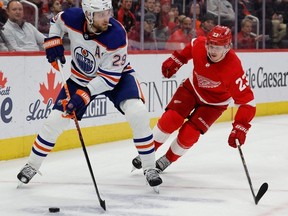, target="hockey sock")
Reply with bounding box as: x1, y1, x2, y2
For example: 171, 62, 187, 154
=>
166, 121, 200, 162
27, 110, 70, 170
134, 135, 156, 171
153, 109, 184, 149
121, 99, 156, 171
